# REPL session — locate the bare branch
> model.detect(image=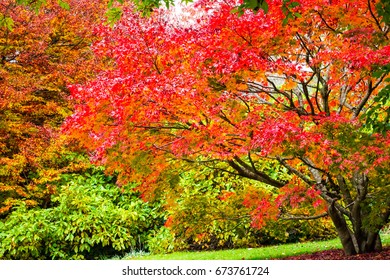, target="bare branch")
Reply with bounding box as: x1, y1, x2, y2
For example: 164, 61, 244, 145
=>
337, 174, 353, 208
337, 84, 352, 114
134, 124, 189, 130
315, 11, 342, 34
280, 212, 328, 220
300, 156, 327, 174
218, 110, 237, 127
353, 74, 386, 118
277, 157, 315, 185
228, 156, 286, 188
301, 81, 316, 115
368, 0, 388, 39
